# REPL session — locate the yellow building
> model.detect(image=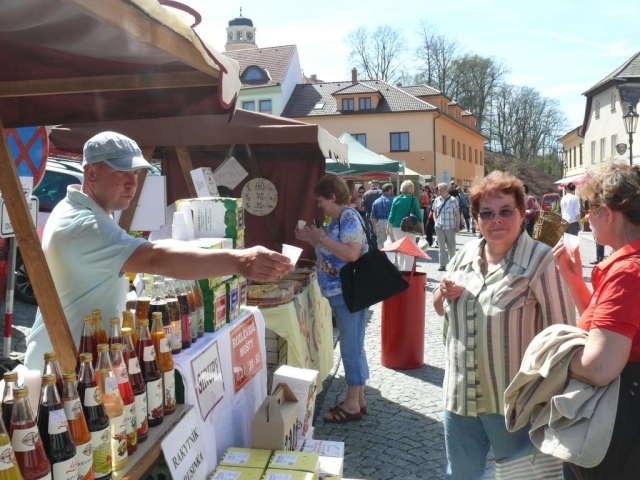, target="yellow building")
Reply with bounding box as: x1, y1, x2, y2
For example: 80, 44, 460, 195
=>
282, 69, 485, 186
